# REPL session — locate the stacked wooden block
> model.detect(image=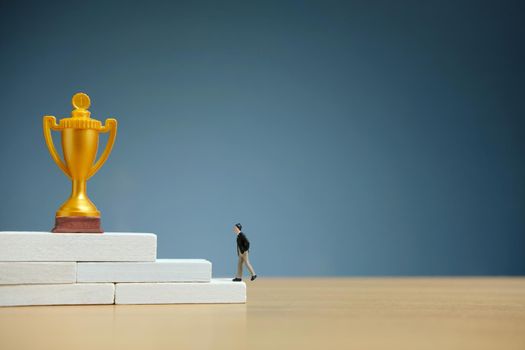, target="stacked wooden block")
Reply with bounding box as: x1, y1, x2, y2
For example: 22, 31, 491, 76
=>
0, 231, 245, 307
